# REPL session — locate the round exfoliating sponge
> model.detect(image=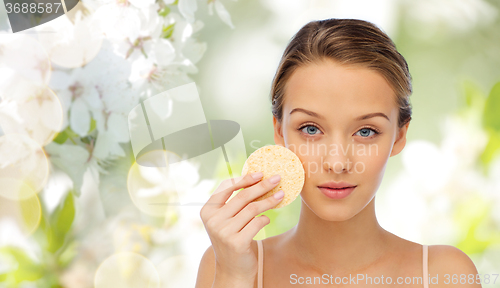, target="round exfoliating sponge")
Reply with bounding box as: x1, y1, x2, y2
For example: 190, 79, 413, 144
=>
241, 145, 305, 209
